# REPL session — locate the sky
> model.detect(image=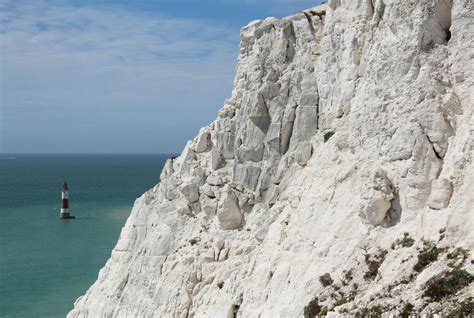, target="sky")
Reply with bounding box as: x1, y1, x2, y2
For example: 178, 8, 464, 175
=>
0, 0, 323, 153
